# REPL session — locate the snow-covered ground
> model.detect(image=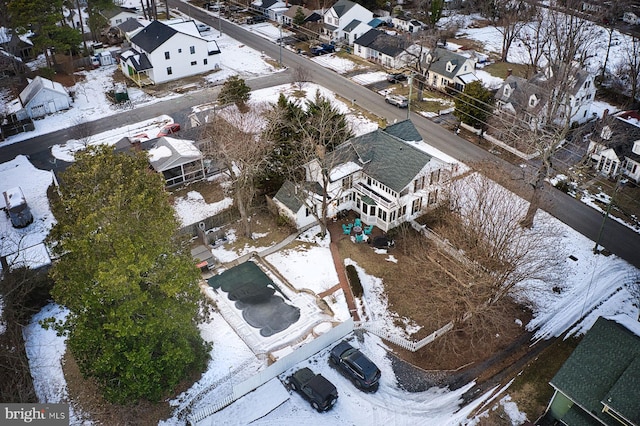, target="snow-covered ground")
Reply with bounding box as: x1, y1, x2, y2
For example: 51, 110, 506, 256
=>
3, 5, 640, 426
